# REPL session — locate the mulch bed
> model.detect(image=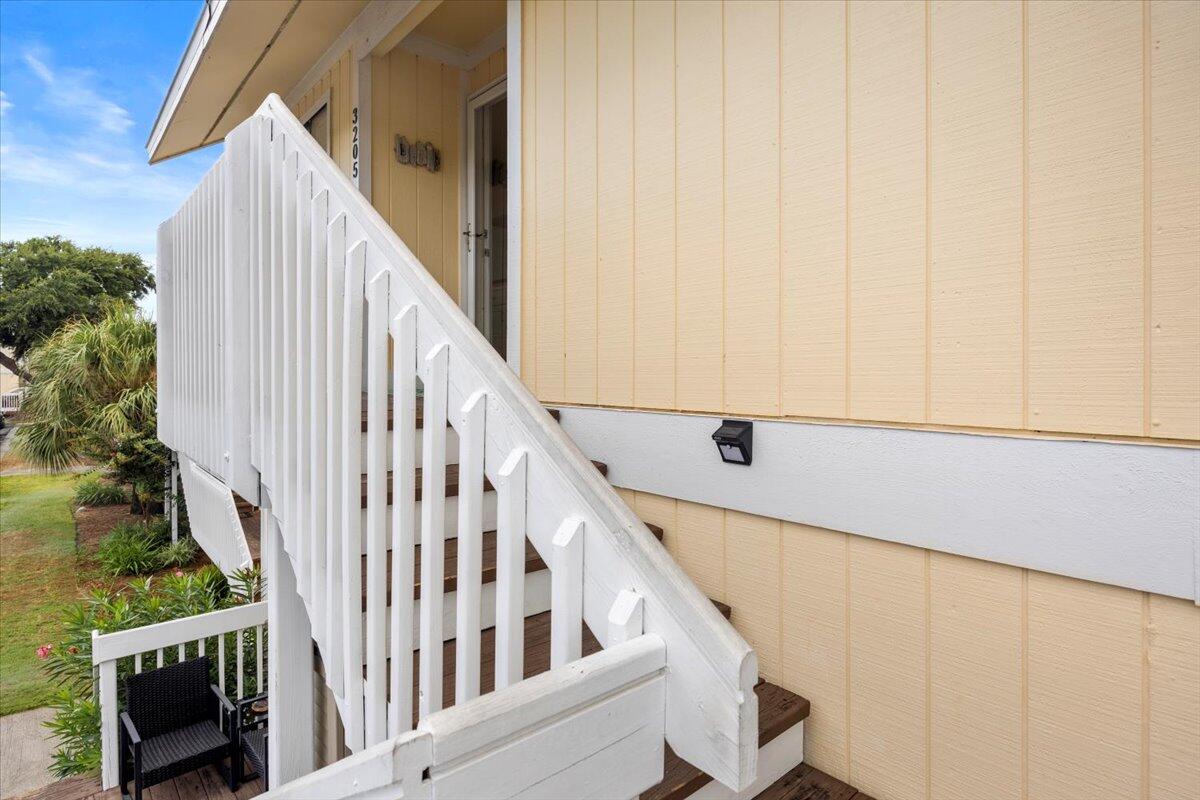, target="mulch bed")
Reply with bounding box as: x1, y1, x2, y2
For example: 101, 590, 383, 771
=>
72, 504, 215, 594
